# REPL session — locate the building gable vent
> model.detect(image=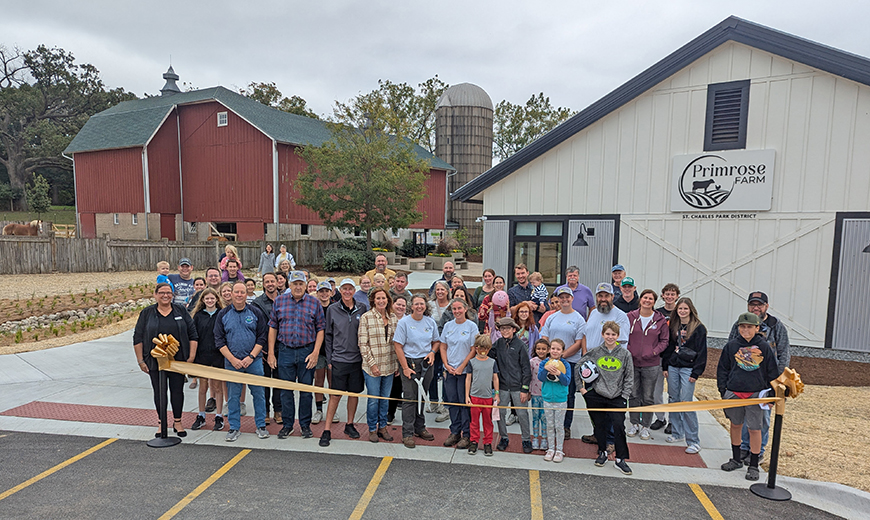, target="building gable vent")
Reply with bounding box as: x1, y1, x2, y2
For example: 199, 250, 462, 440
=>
217, 112, 228, 127
704, 80, 749, 151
